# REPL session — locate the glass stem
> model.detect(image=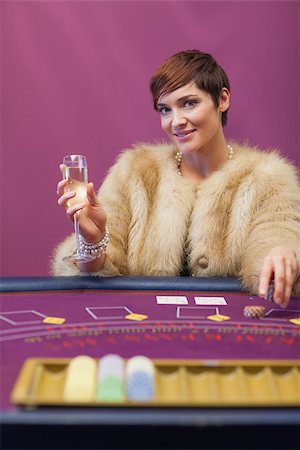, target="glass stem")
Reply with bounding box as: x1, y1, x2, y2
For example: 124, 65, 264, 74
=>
74, 212, 81, 255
